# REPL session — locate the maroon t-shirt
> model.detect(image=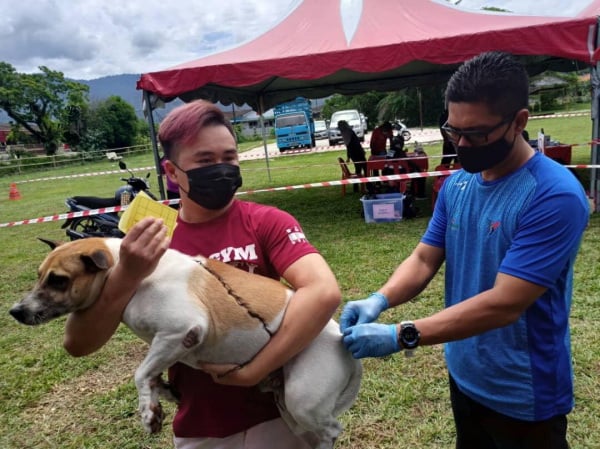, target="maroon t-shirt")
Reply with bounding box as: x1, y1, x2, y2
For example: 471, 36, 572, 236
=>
168, 200, 318, 438
369, 126, 391, 156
